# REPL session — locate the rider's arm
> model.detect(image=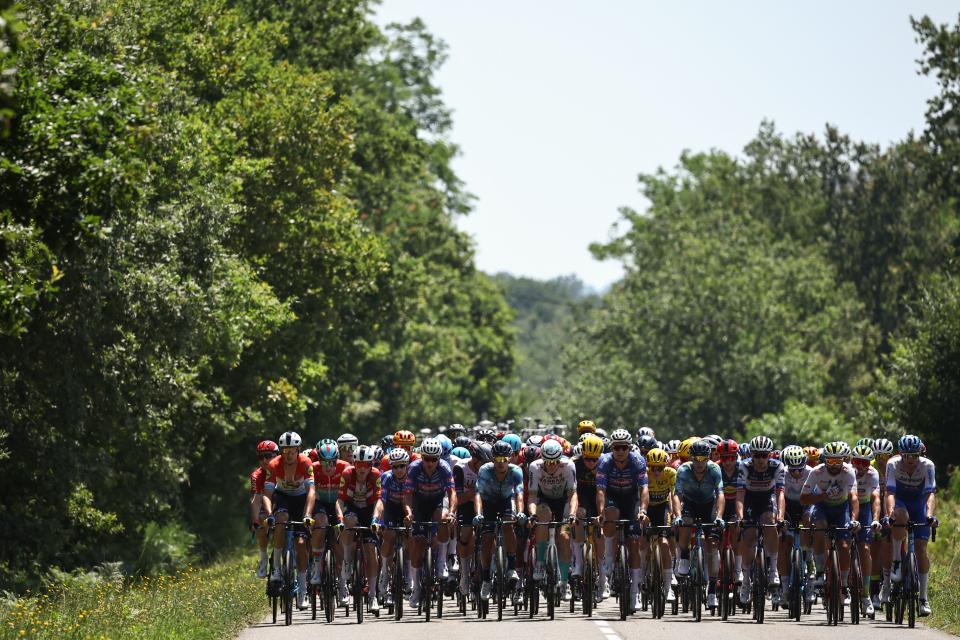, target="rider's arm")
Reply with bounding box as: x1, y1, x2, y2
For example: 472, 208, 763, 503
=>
775, 487, 785, 522
926, 491, 936, 519
596, 487, 606, 518
870, 489, 881, 523
335, 497, 346, 520
736, 487, 746, 518
714, 491, 725, 520
447, 486, 458, 516
884, 490, 896, 518
304, 482, 316, 518
638, 484, 650, 516
848, 488, 859, 521
250, 493, 263, 525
